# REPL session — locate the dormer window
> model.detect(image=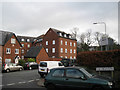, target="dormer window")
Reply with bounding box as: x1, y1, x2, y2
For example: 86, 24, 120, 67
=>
11, 38, 16, 44
64, 34, 66, 37
69, 35, 72, 38
59, 33, 62, 36
21, 39, 24, 42
27, 39, 30, 42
